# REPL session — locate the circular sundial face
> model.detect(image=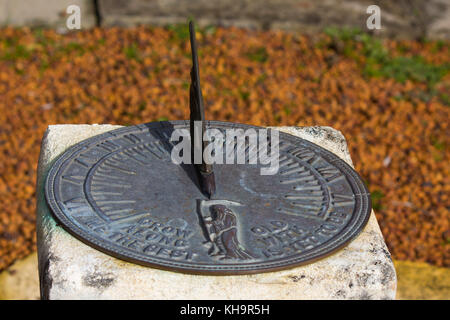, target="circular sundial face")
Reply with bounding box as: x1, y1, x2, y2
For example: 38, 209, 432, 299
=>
45, 121, 371, 275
